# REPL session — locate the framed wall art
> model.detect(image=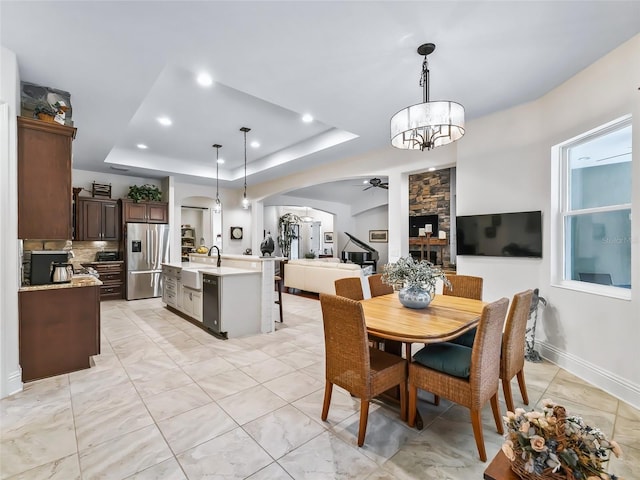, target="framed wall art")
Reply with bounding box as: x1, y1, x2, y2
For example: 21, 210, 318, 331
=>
369, 230, 388, 243
324, 232, 333, 243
